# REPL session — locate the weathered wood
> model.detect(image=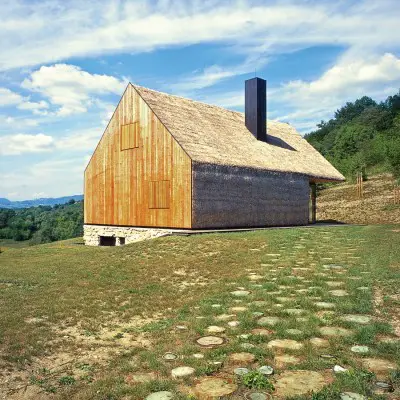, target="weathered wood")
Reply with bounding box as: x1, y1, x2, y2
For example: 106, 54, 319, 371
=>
84, 85, 192, 228
310, 183, 317, 224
